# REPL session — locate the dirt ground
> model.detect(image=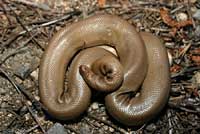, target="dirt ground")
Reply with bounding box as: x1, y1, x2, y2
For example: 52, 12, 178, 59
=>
0, 0, 200, 134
